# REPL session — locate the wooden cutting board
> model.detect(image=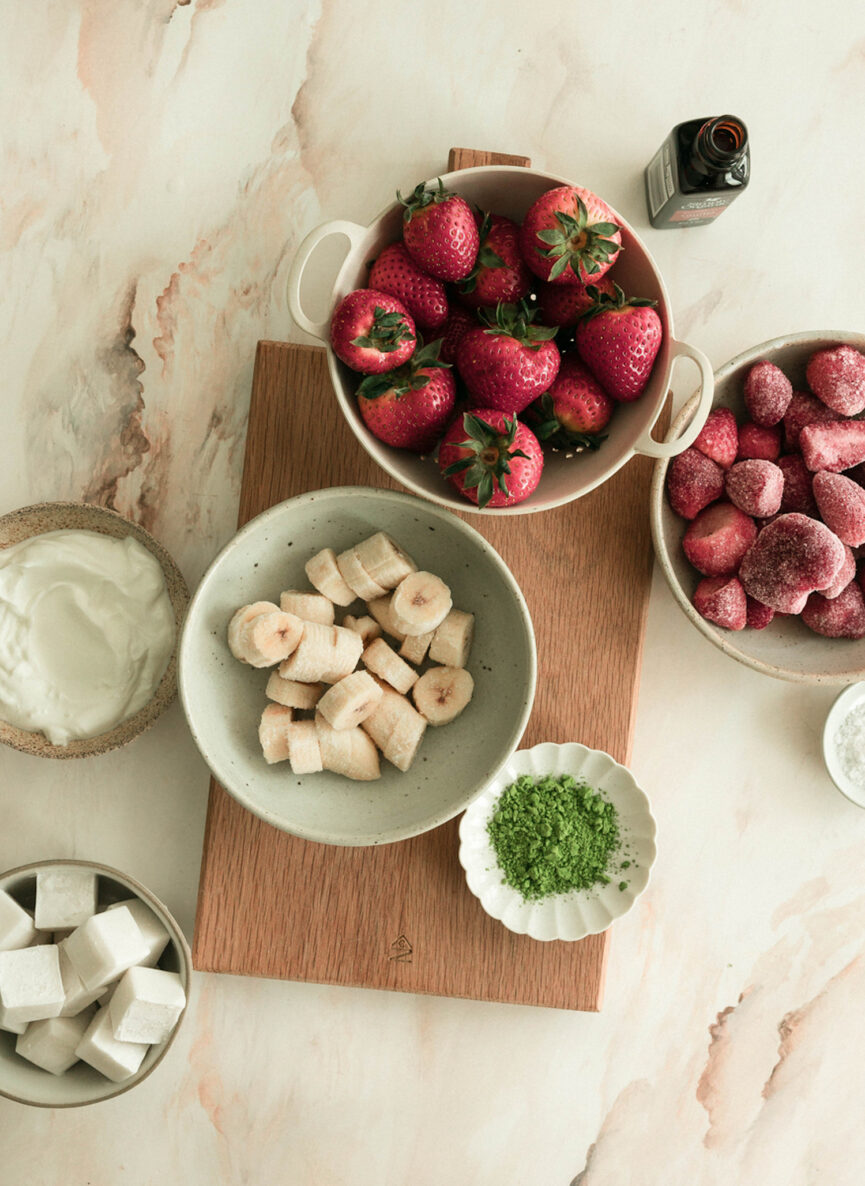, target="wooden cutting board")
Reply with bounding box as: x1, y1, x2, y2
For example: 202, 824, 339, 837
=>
192, 149, 660, 1011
